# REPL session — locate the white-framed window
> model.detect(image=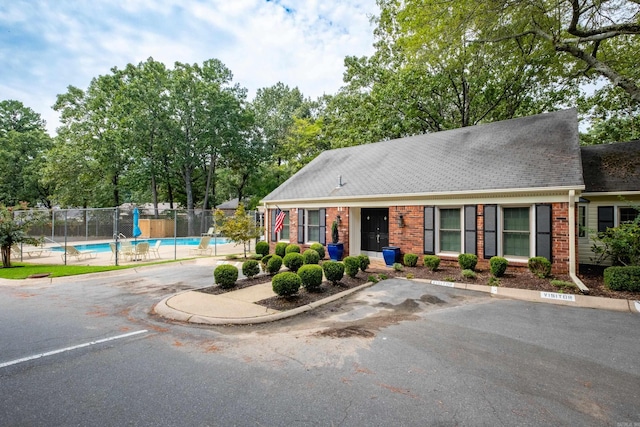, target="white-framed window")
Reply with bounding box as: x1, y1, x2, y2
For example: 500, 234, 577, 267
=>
438, 208, 462, 253
277, 211, 290, 241
578, 205, 587, 238
502, 206, 531, 258
305, 209, 320, 243
620, 207, 640, 224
